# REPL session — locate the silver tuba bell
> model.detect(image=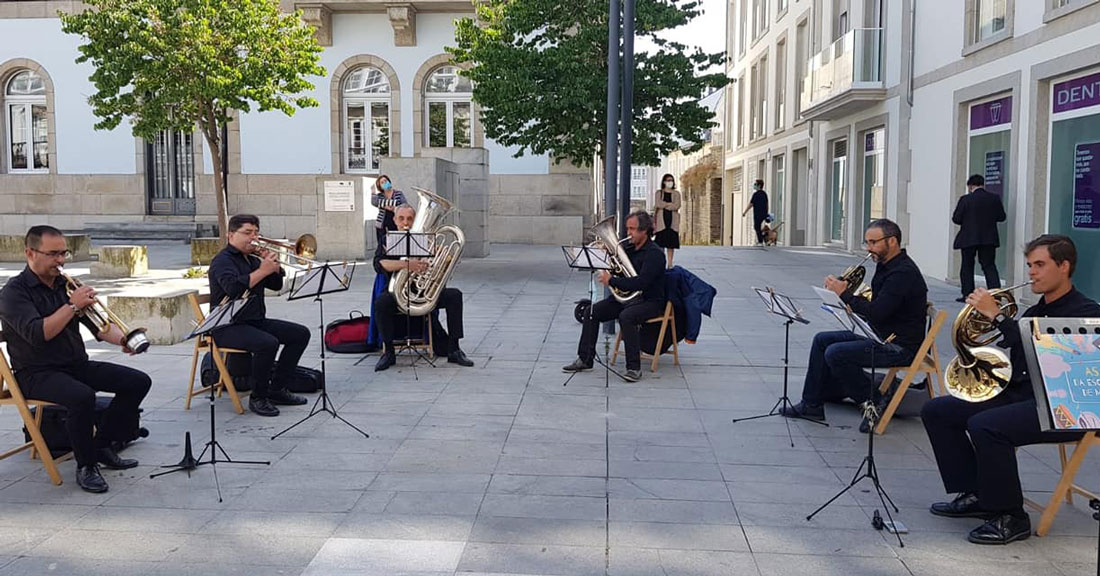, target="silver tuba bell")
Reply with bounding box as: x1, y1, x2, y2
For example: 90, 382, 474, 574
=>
589, 216, 641, 303
388, 187, 466, 316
